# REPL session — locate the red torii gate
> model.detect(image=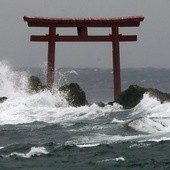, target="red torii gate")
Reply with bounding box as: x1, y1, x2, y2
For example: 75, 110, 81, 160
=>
24, 16, 144, 100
